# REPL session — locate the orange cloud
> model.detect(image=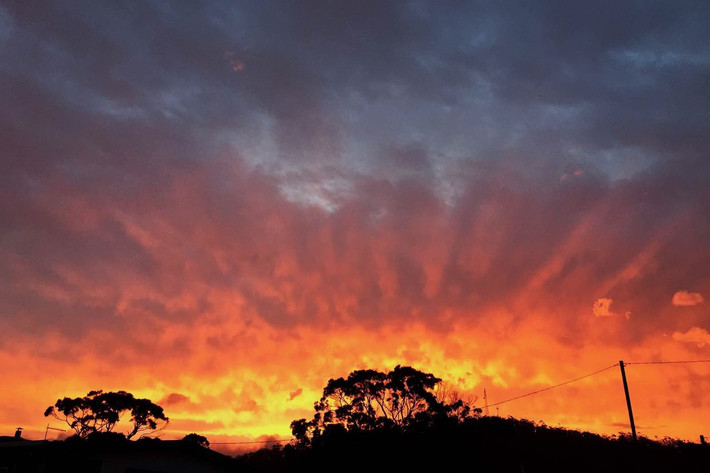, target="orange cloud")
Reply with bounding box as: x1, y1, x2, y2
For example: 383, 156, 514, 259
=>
673, 327, 710, 347
1, 312, 709, 449
593, 298, 615, 317
672, 291, 704, 307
